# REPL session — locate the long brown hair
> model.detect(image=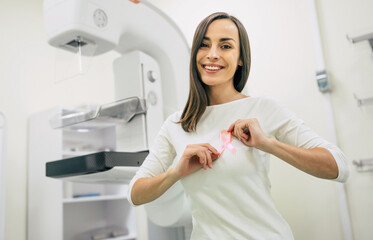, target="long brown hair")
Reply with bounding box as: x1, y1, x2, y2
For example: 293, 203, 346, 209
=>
178, 12, 251, 132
